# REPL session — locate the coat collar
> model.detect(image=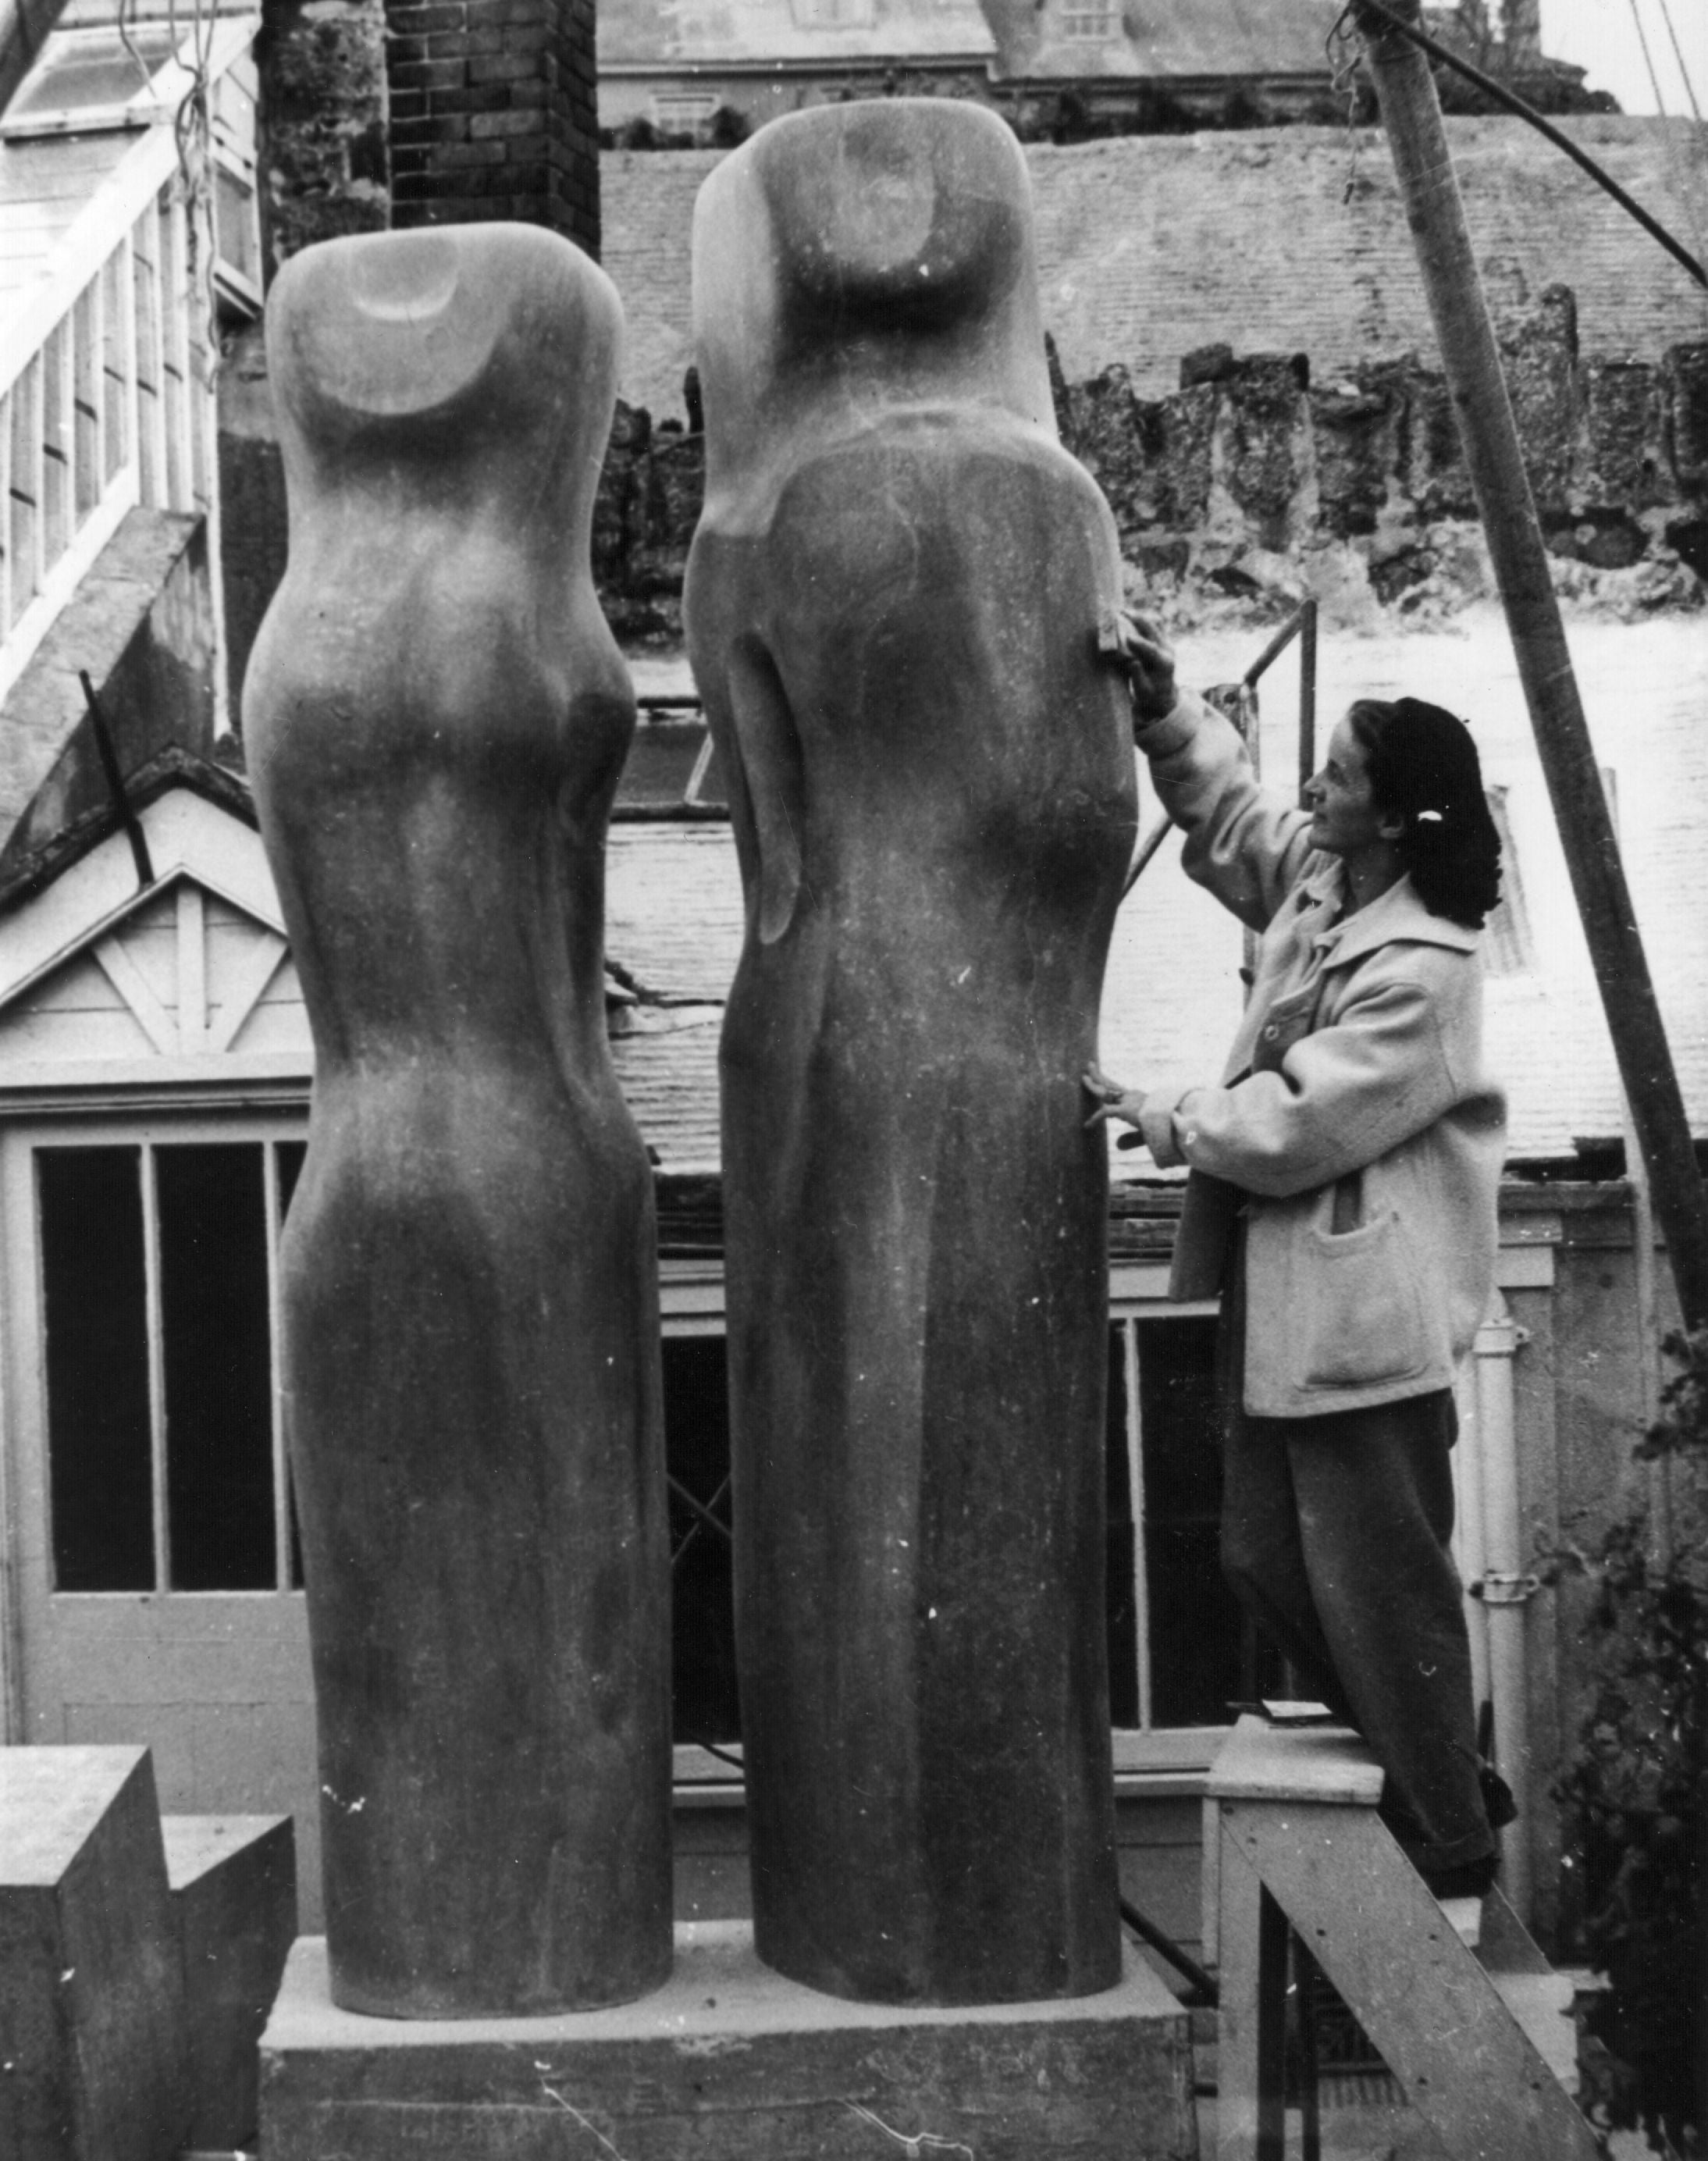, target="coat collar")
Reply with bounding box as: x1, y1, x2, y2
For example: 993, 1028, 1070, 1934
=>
1296, 856, 1482, 968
